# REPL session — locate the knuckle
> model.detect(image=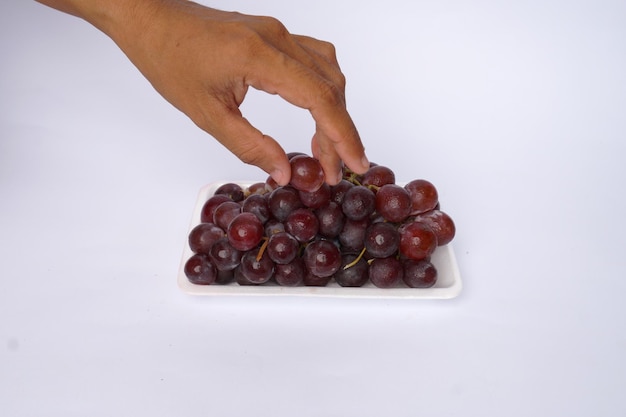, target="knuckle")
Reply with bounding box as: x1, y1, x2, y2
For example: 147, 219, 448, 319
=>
316, 80, 345, 108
